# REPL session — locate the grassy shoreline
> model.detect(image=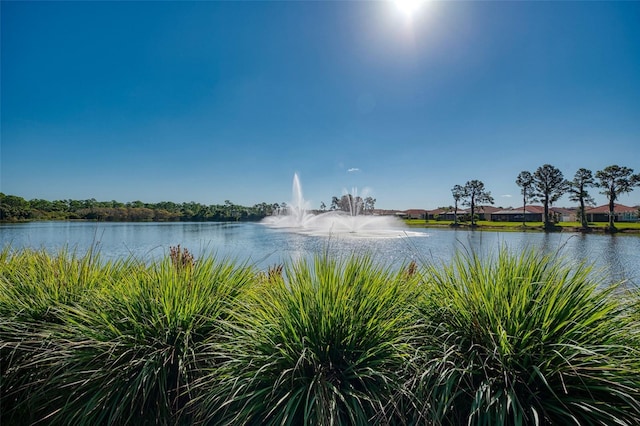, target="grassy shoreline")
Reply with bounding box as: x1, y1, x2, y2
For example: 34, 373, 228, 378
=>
405, 219, 640, 234
1, 246, 639, 425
